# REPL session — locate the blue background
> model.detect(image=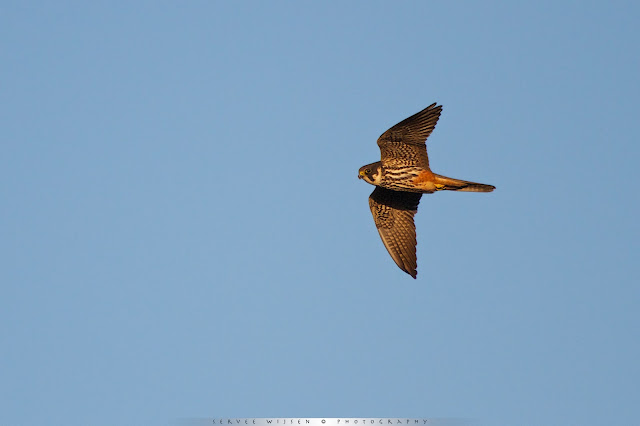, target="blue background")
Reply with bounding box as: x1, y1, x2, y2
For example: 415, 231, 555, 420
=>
2, 2, 638, 425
